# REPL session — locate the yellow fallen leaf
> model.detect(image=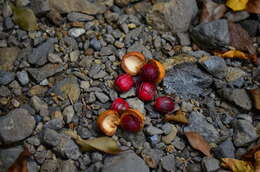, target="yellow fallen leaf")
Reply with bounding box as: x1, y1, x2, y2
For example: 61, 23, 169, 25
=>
226, 0, 248, 11
221, 158, 254, 172
164, 111, 189, 124
255, 151, 260, 172
65, 130, 122, 154
215, 50, 258, 64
